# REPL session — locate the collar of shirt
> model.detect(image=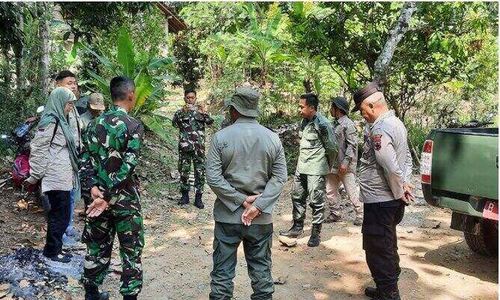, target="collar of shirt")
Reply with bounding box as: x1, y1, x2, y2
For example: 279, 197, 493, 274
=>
370, 110, 395, 129
234, 116, 258, 124
301, 113, 317, 129
336, 115, 349, 125
112, 105, 128, 114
